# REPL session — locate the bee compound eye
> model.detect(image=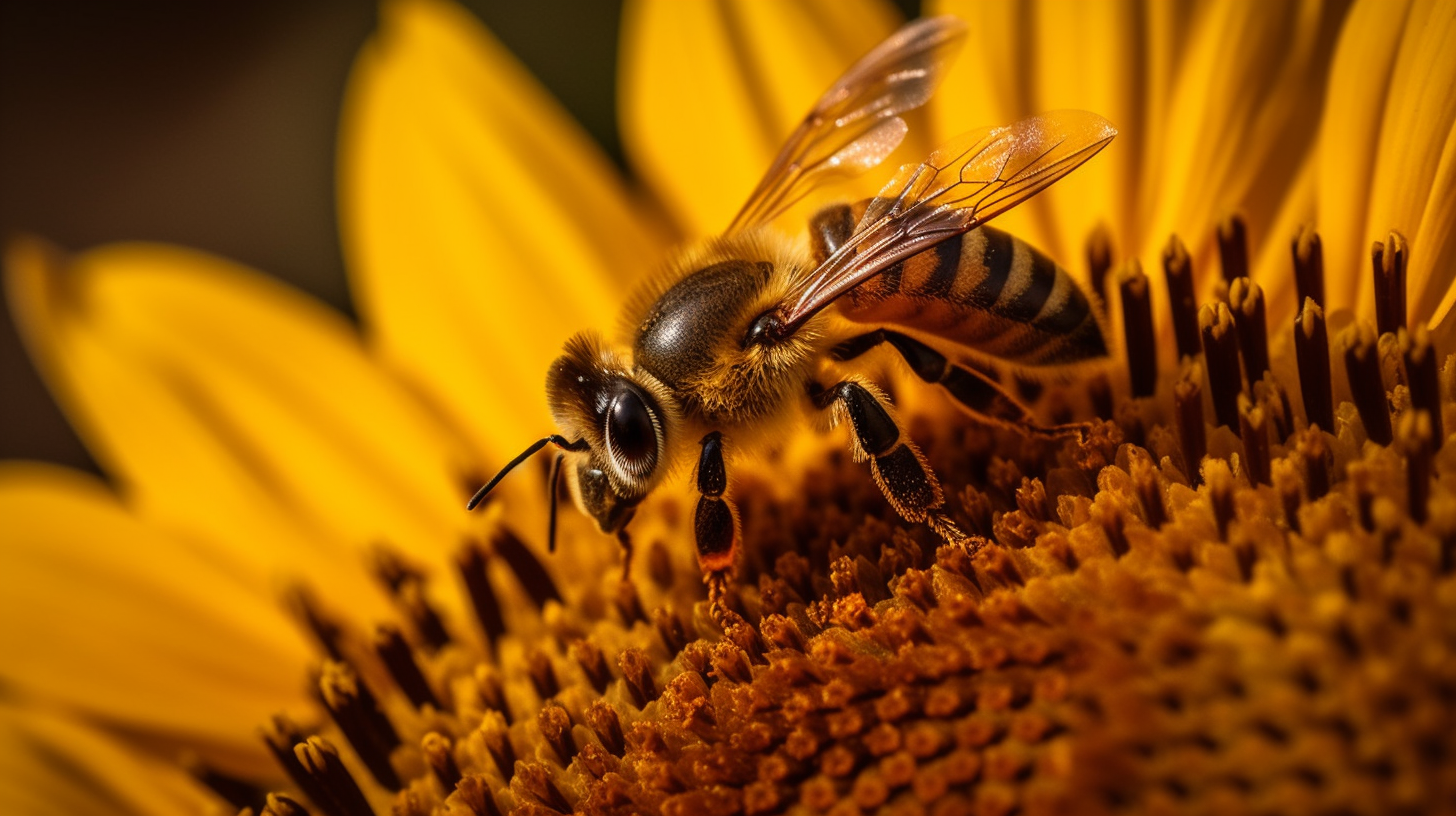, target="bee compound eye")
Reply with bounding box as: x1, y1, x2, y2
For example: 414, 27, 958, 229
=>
605, 386, 659, 480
